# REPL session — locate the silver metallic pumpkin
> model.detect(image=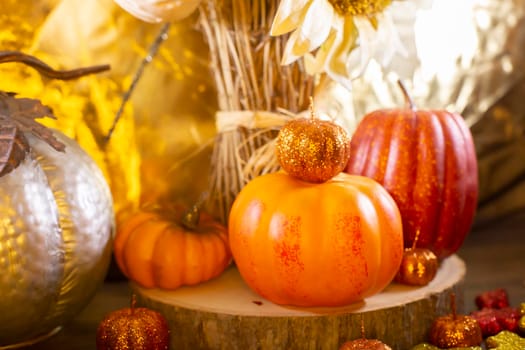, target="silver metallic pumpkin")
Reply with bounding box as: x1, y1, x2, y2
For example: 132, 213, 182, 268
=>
0, 130, 114, 347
